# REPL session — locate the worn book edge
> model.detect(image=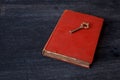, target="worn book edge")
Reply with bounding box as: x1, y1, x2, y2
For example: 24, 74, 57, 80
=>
42, 49, 90, 68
